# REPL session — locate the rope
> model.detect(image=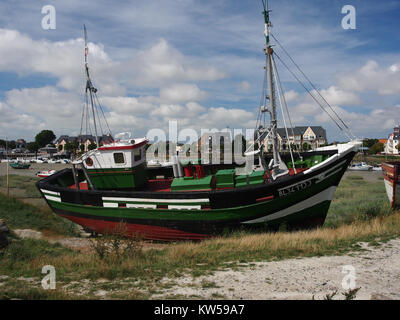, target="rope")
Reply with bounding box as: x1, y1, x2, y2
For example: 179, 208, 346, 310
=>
271, 33, 355, 139
274, 52, 352, 141
271, 55, 297, 173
